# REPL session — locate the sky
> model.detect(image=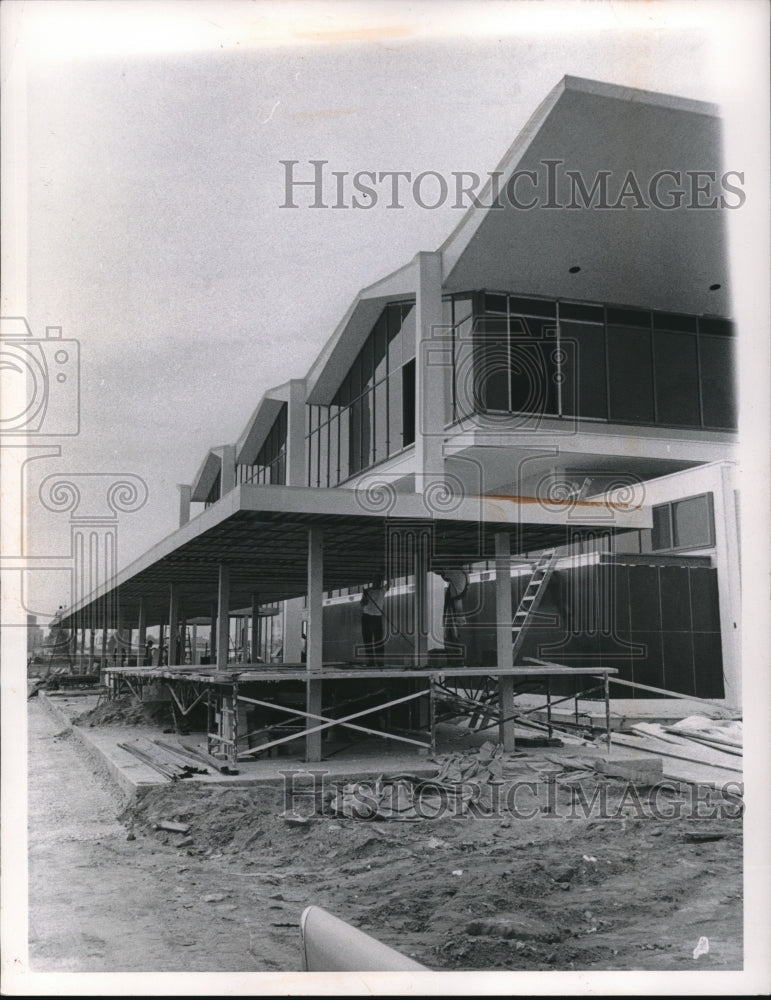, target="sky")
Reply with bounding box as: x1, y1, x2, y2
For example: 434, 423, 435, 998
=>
1, 0, 768, 623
